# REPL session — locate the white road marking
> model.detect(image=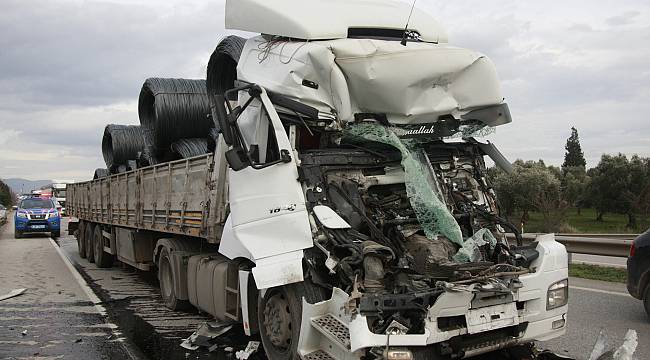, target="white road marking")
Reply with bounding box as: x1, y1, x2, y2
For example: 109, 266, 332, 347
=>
571, 285, 632, 297
47, 237, 106, 315
48, 237, 142, 359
